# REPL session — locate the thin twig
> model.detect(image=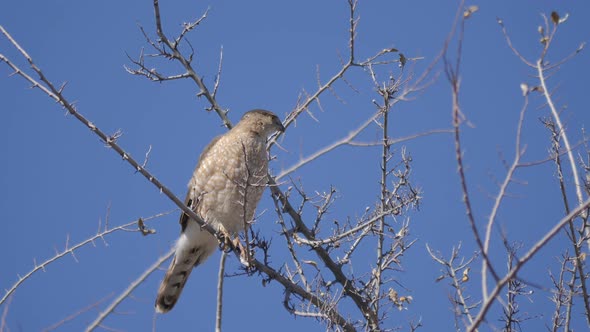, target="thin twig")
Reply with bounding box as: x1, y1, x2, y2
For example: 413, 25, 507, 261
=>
546, 119, 590, 324
0, 296, 11, 332
212, 46, 224, 99
496, 18, 535, 68
375, 96, 389, 320
42, 294, 113, 331
468, 196, 590, 331
482, 90, 529, 300
348, 129, 453, 147
447, 55, 500, 297
0, 211, 173, 306
152, 0, 231, 128
444, 10, 500, 304
85, 248, 175, 332
216, 252, 227, 332
276, 109, 381, 180
272, 195, 310, 291
292, 210, 394, 247
427, 244, 477, 324
537, 59, 586, 233
252, 259, 355, 332
269, 178, 378, 328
